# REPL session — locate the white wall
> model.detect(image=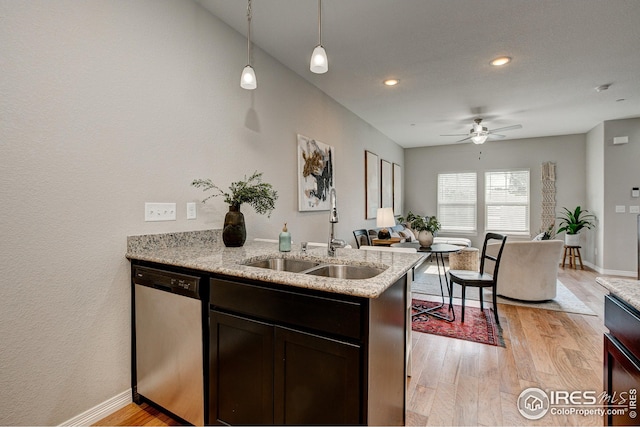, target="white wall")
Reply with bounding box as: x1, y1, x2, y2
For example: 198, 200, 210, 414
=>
0, 1, 402, 424
404, 135, 587, 250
